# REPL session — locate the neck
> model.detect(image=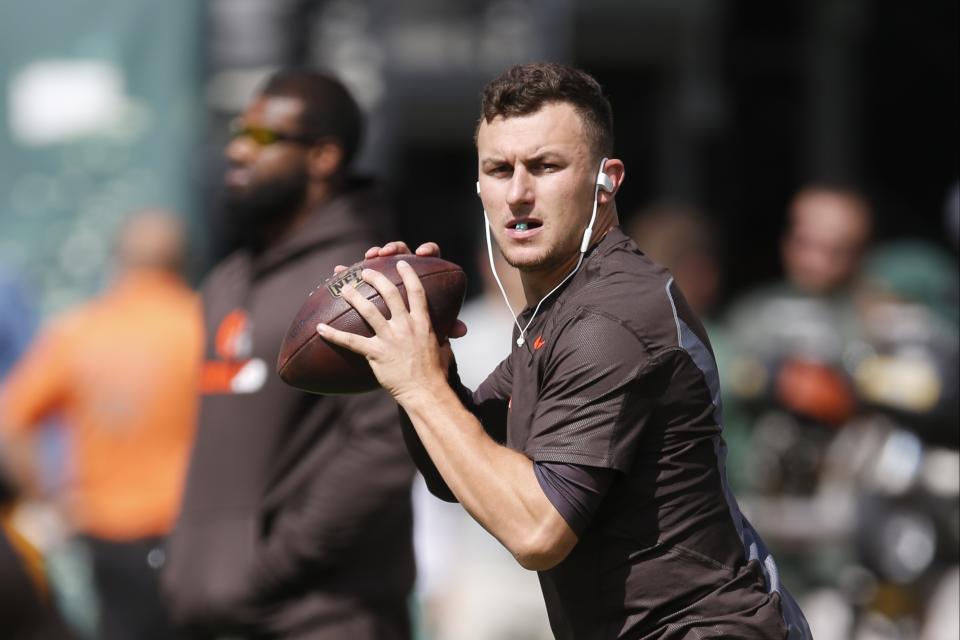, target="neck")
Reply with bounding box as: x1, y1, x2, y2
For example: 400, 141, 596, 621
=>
521, 205, 619, 303
521, 253, 580, 302
261, 178, 342, 250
